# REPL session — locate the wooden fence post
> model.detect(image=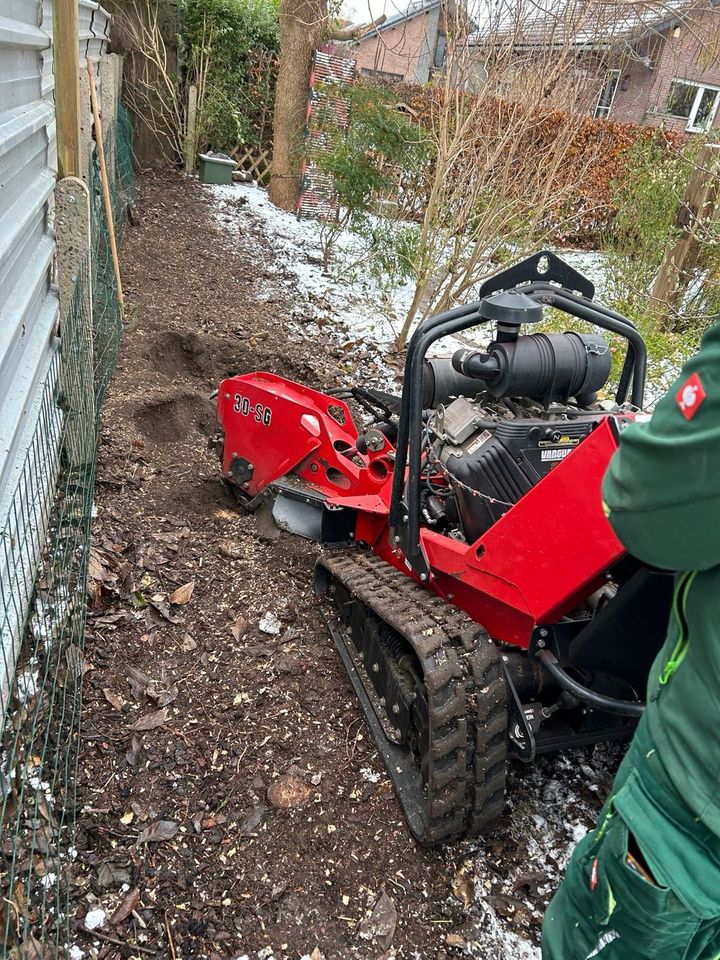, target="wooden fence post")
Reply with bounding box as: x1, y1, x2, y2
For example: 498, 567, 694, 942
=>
79, 63, 94, 180
651, 144, 720, 325
55, 177, 96, 463
185, 84, 198, 173
52, 0, 82, 178
100, 53, 120, 181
